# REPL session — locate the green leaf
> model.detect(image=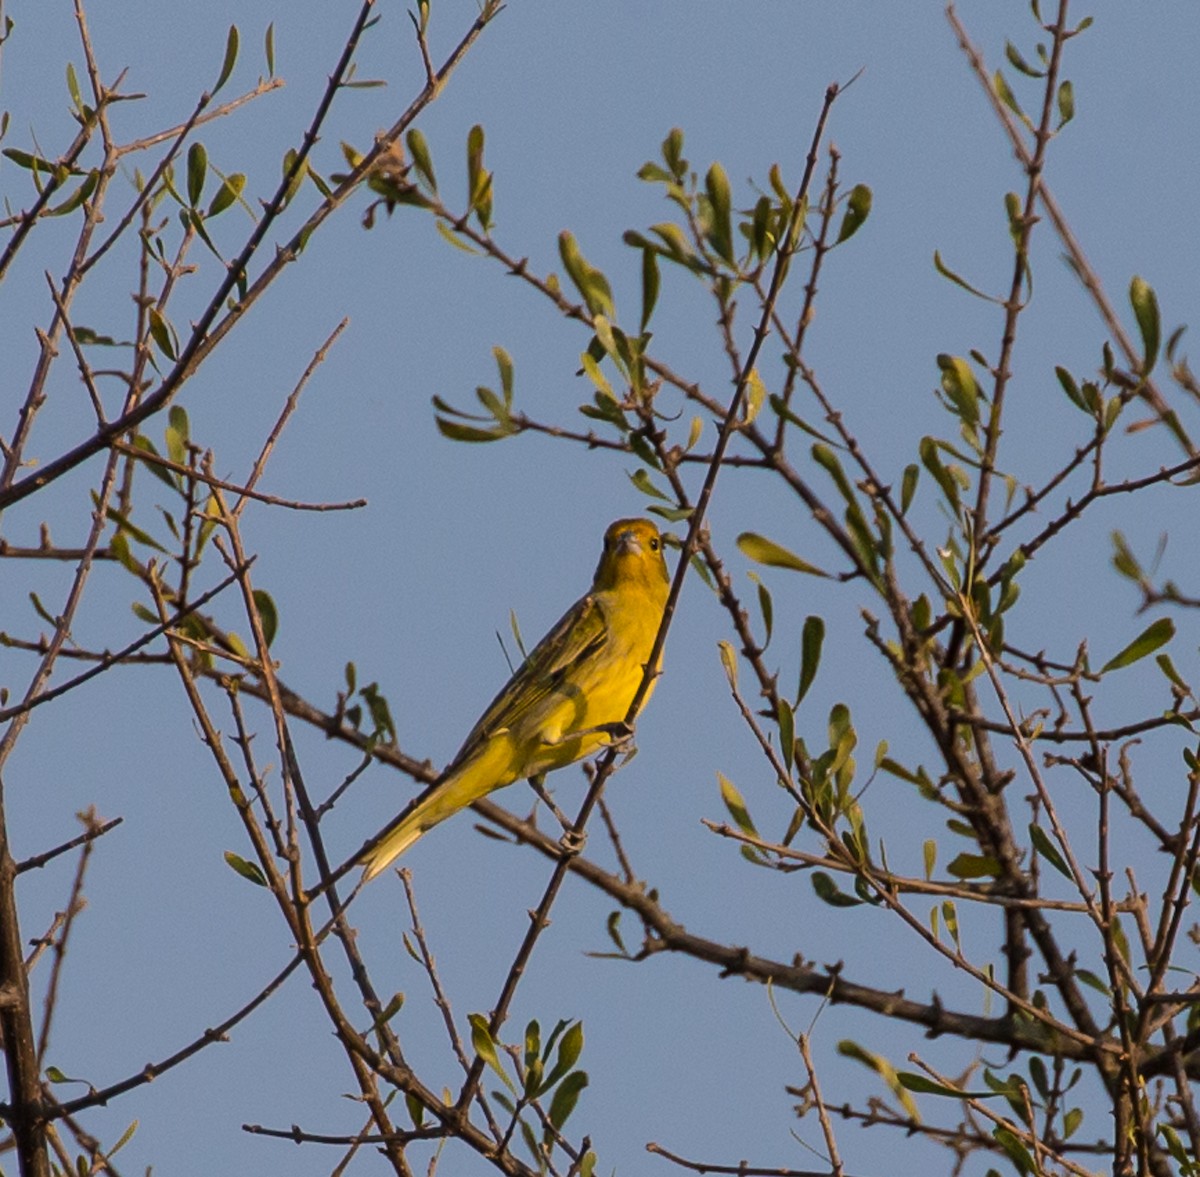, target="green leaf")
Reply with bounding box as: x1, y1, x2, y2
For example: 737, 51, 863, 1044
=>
406, 128, 436, 192
468, 1013, 516, 1094
900, 463, 919, 514
466, 123, 487, 215
107, 1118, 139, 1158
628, 467, 668, 502
147, 306, 176, 361
1129, 275, 1160, 375
897, 1072, 996, 1098
1075, 968, 1110, 996
993, 1125, 1035, 1175
436, 417, 509, 443
252, 589, 278, 648
129, 435, 179, 489
165, 405, 189, 466
1157, 653, 1189, 691
2, 147, 64, 174
207, 172, 245, 217
1004, 41, 1044, 78
812, 871, 862, 907
1100, 617, 1174, 674
649, 221, 698, 268
754, 576, 773, 649
1056, 79, 1074, 129
993, 69, 1030, 128
1054, 365, 1089, 411
838, 1040, 920, 1121
537, 1020, 583, 1096
224, 850, 267, 886
737, 532, 829, 577
186, 142, 207, 206
1028, 823, 1071, 880
435, 219, 478, 254
214, 25, 239, 93
776, 697, 793, 773
131, 601, 159, 625
548, 1070, 588, 1131
264, 22, 275, 76
933, 249, 998, 302
946, 852, 1001, 879
918, 436, 962, 510
66, 61, 83, 113
718, 772, 759, 838
717, 639, 738, 691
493, 347, 515, 408
47, 170, 99, 217
640, 246, 660, 332
836, 183, 871, 244
797, 615, 824, 705
558, 231, 614, 318
744, 368, 766, 425
104, 504, 167, 553
703, 162, 734, 264
936, 354, 981, 428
